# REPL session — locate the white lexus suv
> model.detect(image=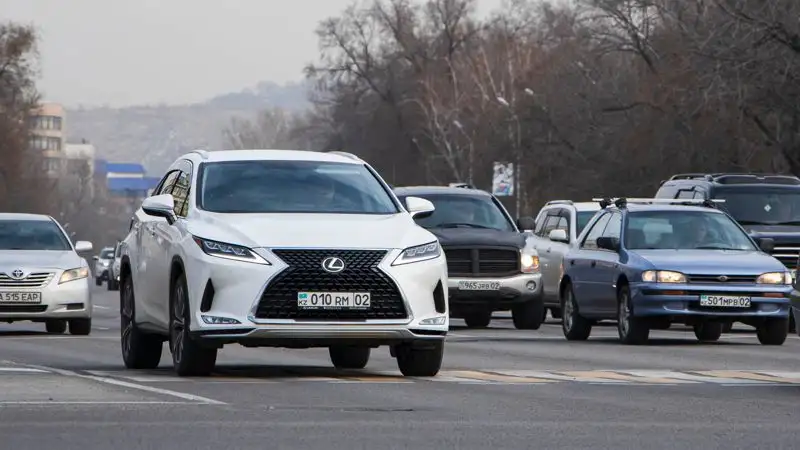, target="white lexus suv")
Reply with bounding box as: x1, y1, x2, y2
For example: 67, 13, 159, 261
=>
118, 149, 449, 377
